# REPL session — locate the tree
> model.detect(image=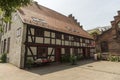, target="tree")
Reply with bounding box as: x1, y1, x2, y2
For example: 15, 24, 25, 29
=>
90, 31, 99, 40
0, 0, 32, 22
